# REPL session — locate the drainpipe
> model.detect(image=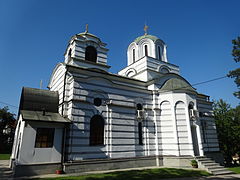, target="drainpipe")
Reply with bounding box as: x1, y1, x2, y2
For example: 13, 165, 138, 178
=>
62, 66, 68, 116
61, 66, 69, 172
